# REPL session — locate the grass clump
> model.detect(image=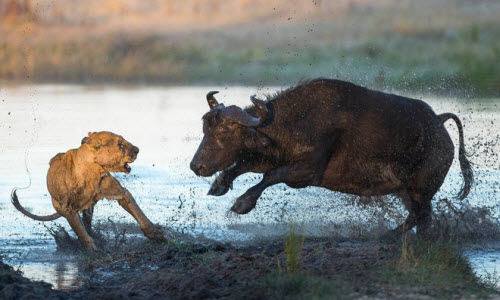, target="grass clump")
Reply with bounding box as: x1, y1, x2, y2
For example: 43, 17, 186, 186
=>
382, 239, 496, 298
283, 223, 305, 275
260, 226, 349, 299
